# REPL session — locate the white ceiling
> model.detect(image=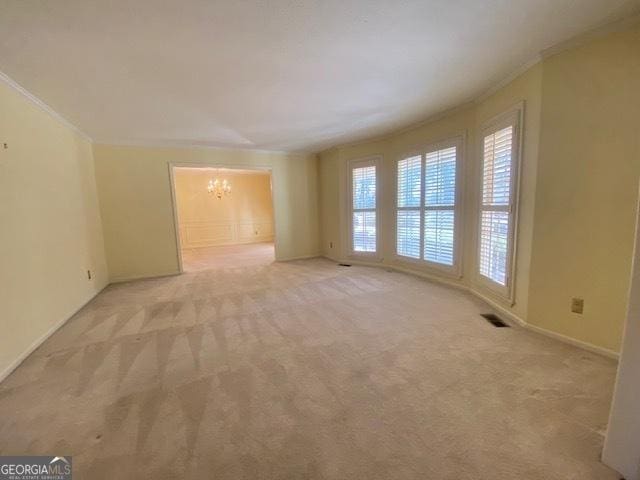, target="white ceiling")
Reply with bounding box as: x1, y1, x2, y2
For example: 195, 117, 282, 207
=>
1, 0, 638, 152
